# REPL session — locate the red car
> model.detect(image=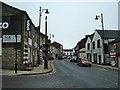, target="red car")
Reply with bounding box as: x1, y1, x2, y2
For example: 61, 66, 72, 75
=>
77, 58, 92, 67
